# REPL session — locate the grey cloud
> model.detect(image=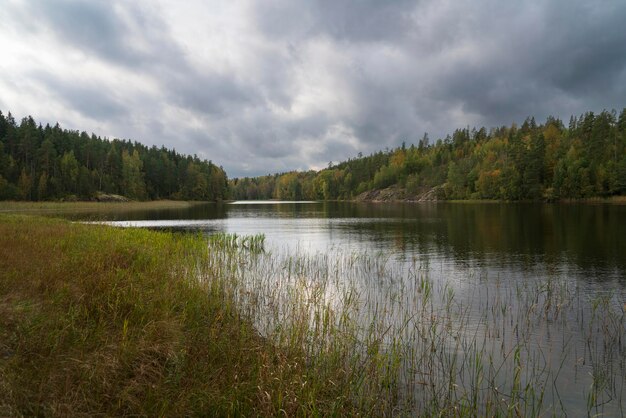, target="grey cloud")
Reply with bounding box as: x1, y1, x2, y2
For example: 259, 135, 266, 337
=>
30, 0, 143, 66
394, 0, 626, 134
25, 0, 181, 69
316, 0, 417, 42
310, 137, 359, 162
166, 71, 258, 116
539, 4, 626, 95
350, 81, 420, 145
251, 0, 418, 43
32, 72, 127, 120
224, 0, 624, 175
